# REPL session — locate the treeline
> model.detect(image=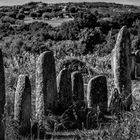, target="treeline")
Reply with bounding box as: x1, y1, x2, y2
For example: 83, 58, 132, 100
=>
0, 1, 140, 24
